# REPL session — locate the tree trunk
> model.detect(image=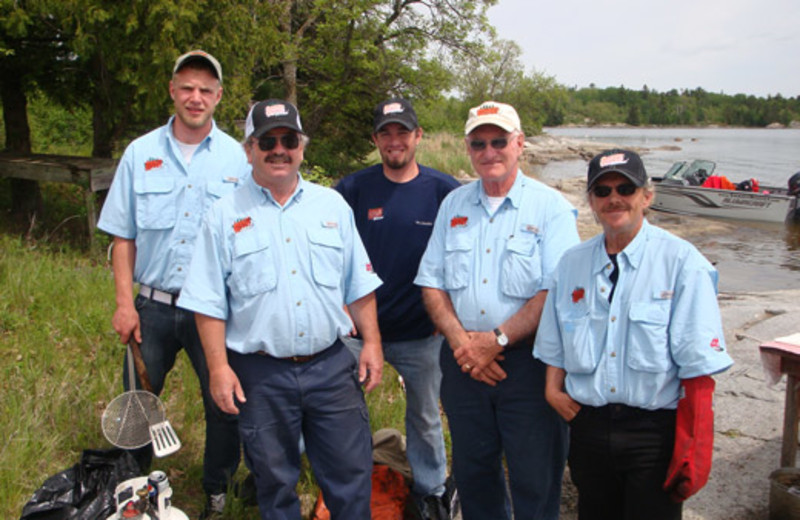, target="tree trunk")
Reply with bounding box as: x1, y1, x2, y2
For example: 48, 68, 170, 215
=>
90, 53, 114, 158
1, 74, 43, 224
